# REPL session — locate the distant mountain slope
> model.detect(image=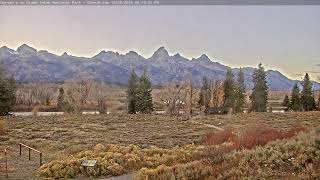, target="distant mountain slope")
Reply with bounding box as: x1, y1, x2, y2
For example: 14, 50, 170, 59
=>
0, 44, 319, 90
